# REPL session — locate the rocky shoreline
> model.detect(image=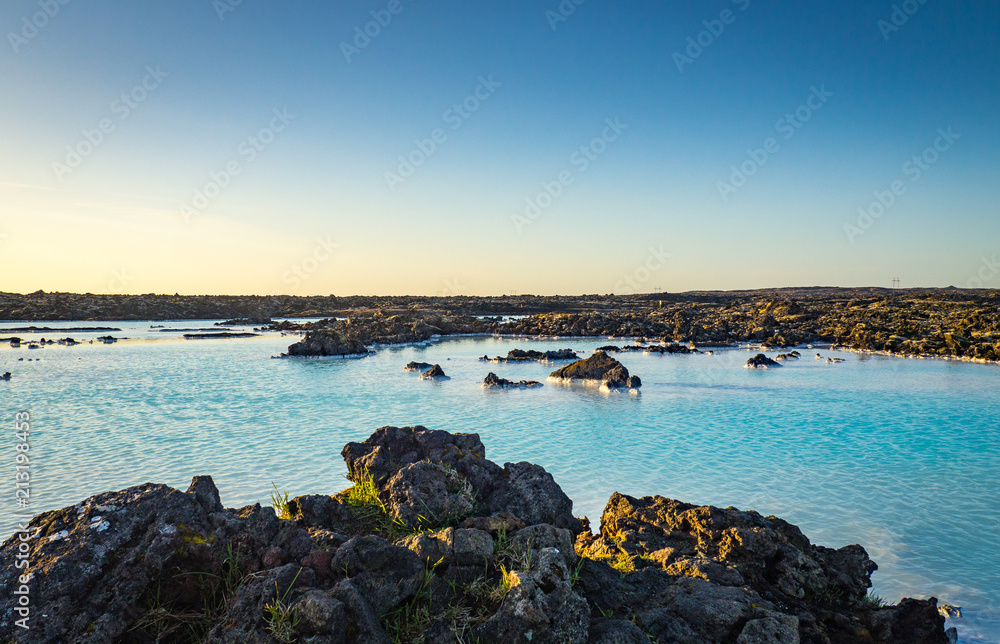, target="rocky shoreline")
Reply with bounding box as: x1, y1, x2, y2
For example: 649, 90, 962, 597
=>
256, 291, 1000, 366
0, 426, 953, 643
3, 288, 998, 365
